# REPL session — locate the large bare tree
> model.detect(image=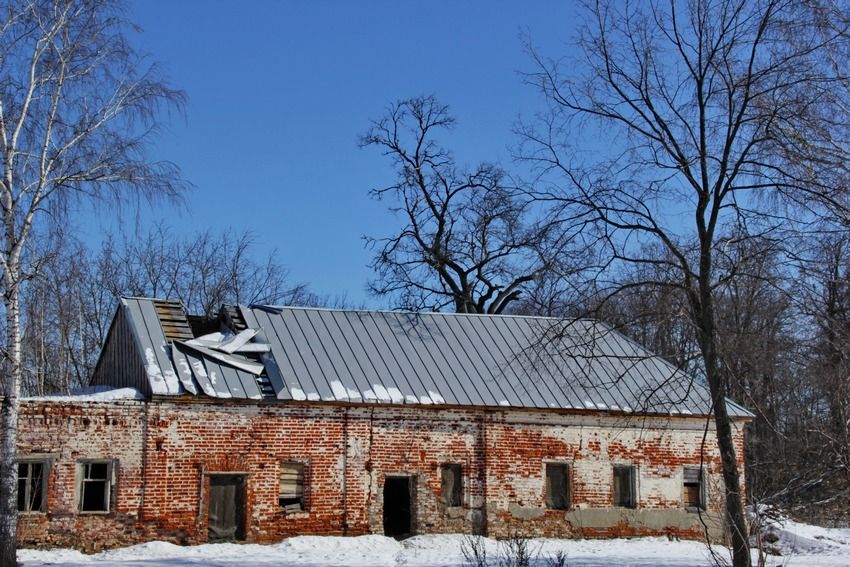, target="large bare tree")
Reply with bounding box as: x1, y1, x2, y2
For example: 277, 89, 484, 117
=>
0, 1, 185, 563
520, 1, 850, 565
362, 95, 577, 314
